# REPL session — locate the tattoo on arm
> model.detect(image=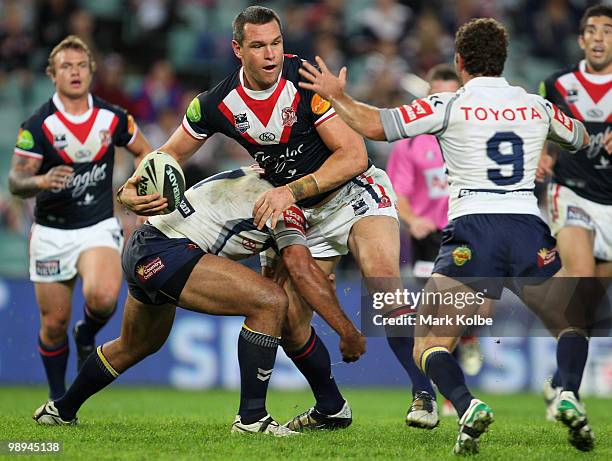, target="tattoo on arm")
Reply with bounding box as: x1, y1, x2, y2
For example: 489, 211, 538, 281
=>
8, 155, 42, 198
